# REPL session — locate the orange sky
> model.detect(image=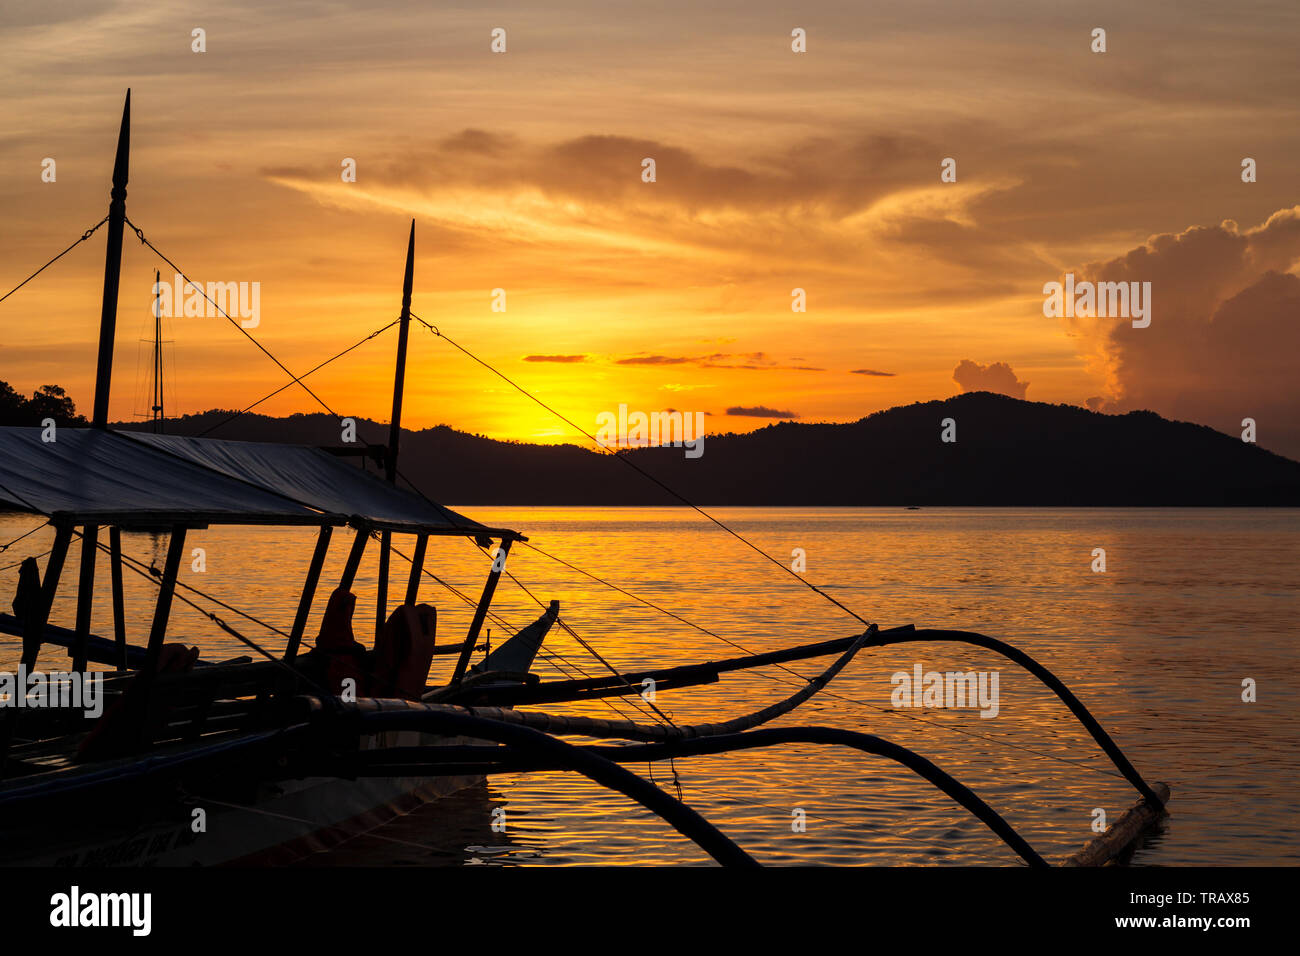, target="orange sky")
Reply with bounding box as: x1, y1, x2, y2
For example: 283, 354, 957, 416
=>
3, 1, 1300, 452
